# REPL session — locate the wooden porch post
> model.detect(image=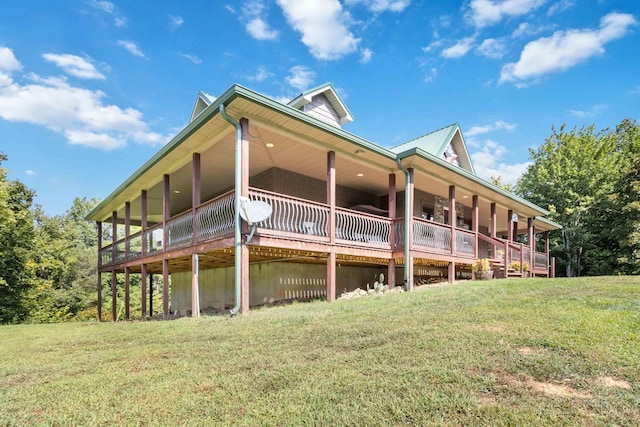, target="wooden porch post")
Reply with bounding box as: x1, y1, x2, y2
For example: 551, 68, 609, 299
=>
111, 211, 117, 322
162, 259, 169, 319
124, 267, 130, 321
240, 118, 250, 314
97, 221, 102, 322
192, 254, 199, 318
140, 190, 147, 320
472, 195, 479, 258
192, 153, 201, 318
388, 173, 396, 289
192, 153, 201, 245
406, 168, 414, 291
141, 190, 147, 257
545, 231, 551, 277
162, 174, 170, 320
490, 203, 497, 258
326, 150, 336, 302
507, 209, 514, 269
448, 185, 456, 283
149, 273, 153, 316
141, 264, 147, 321
124, 202, 130, 321
528, 218, 535, 275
